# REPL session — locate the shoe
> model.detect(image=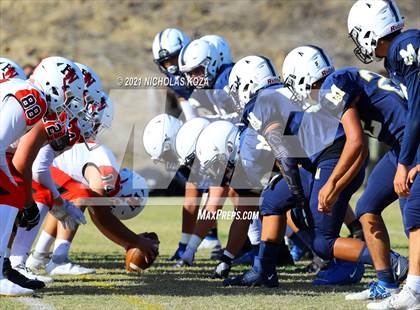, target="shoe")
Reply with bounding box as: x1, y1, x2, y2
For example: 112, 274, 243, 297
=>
390, 251, 409, 283
290, 244, 309, 262
13, 264, 53, 283
174, 259, 193, 268
367, 285, 420, 310
0, 278, 34, 296
45, 258, 96, 275
345, 281, 399, 301
3, 258, 45, 290
209, 246, 223, 260
223, 267, 279, 288
212, 261, 231, 279
26, 252, 50, 271
168, 243, 187, 261
312, 260, 365, 285
198, 236, 221, 250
